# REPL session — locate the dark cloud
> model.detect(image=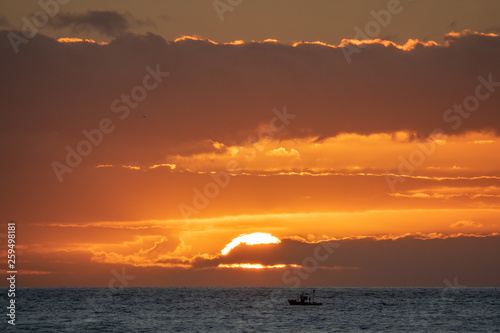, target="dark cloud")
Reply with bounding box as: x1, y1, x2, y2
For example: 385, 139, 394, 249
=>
193, 236, 500, 286
15, 235, 499, 286
0, 30, 499, 195
49, 10, 153, 37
